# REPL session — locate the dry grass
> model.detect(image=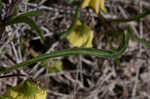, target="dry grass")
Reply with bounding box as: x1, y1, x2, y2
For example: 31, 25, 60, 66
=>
0, 0, 150, 99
